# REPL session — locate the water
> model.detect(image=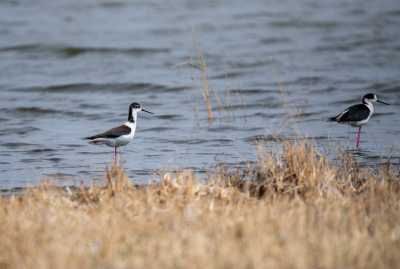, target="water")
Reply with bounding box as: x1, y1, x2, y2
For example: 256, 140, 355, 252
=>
0, 0, 399, 189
